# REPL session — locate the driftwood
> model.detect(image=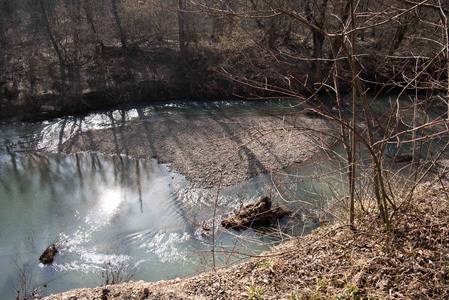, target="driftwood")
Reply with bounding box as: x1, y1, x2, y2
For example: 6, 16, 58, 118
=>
221, 196, 291, 230
39, 244, 58, 264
